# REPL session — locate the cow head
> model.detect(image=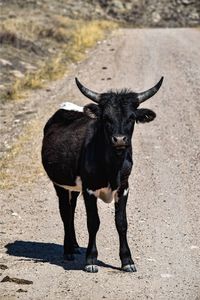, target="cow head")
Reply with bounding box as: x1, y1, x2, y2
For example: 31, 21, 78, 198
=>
76, 77, 163, 154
